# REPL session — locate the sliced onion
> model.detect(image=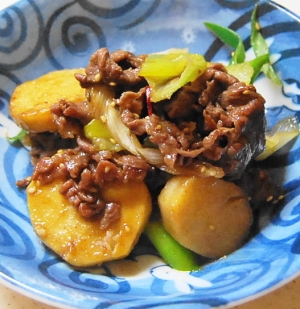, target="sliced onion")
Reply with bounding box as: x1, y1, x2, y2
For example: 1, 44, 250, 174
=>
87, 85, 115, 119
88, 85, 165, 166
256, 116, 300, 161
106, 105, 165, 165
